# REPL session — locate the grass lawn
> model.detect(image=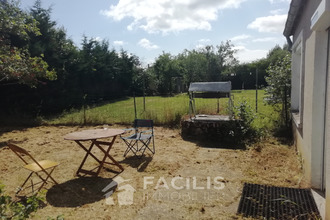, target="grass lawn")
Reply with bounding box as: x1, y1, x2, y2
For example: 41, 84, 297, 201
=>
47, 90, 280, 132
